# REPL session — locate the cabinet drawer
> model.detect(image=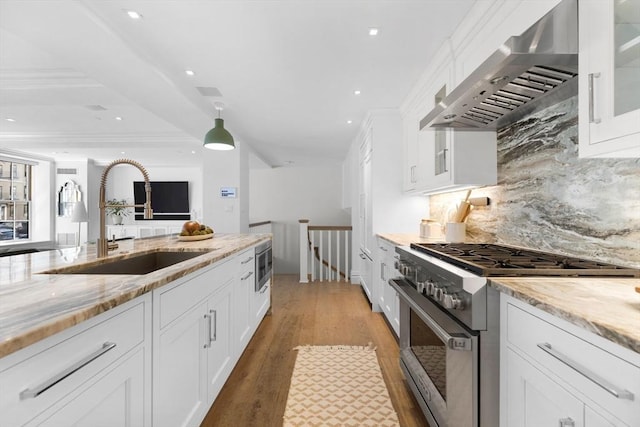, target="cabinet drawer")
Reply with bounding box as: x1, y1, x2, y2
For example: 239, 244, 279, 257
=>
0, 299, 146, 427
506, 301, 640, 426
157, 258, 234, 329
